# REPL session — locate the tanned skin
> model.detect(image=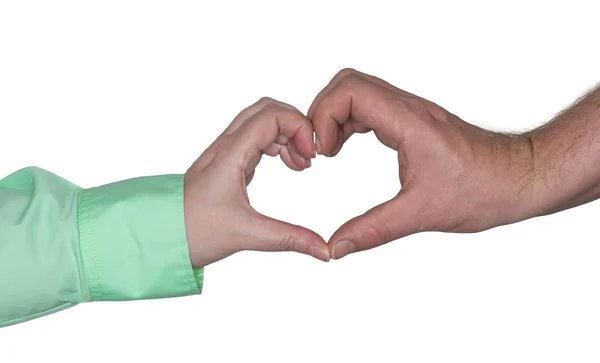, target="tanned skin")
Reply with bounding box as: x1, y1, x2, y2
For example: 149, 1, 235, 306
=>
308, 68, 600, 259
